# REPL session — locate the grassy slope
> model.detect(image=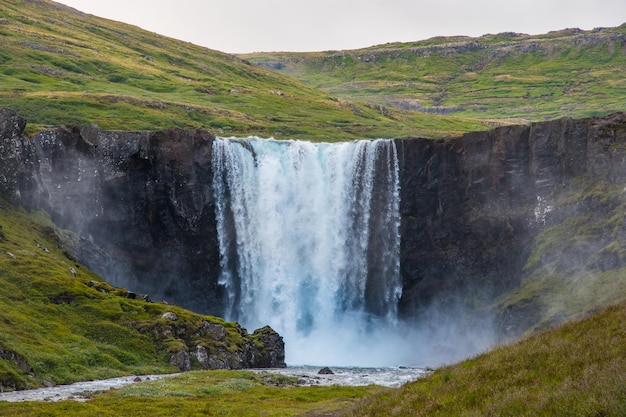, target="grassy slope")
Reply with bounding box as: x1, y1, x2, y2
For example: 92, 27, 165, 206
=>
346, 302, 626, 416
0, 0, 489, 140
0, 198, 266, 390
0, 370, 384, 416
241, 25, 626, 123
2, 304, 625, 416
